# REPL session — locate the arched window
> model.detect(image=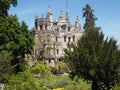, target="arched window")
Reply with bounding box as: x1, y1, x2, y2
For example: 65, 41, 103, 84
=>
68, 37, 71, 42
57, 49, 59, 54
40, 25, 43, 30
73, 36, 75, 42
68, 27, 70, 31
64, 36, 66, 42
56, 37, 58, 42
45, 25, 47, 30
